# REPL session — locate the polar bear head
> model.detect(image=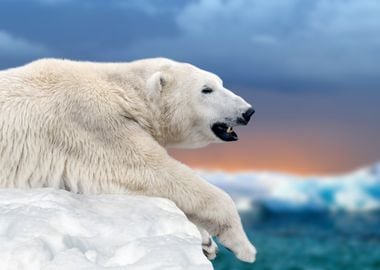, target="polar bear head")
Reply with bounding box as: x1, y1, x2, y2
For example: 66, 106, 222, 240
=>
140, 58, 254, 149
